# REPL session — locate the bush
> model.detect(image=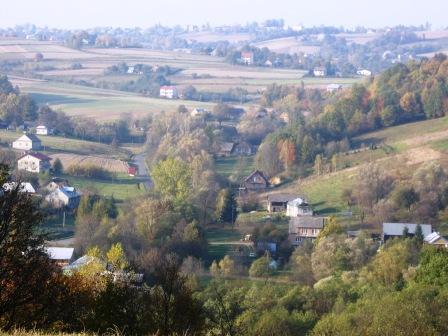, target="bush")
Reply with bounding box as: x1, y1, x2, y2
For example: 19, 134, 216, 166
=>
66, 164, 114, 180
